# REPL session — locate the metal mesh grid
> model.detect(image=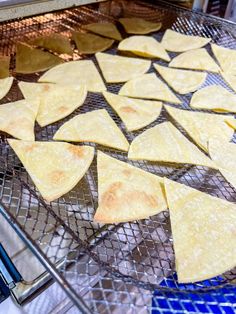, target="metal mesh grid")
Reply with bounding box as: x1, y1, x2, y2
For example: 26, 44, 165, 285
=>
0, 1, 235, 312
